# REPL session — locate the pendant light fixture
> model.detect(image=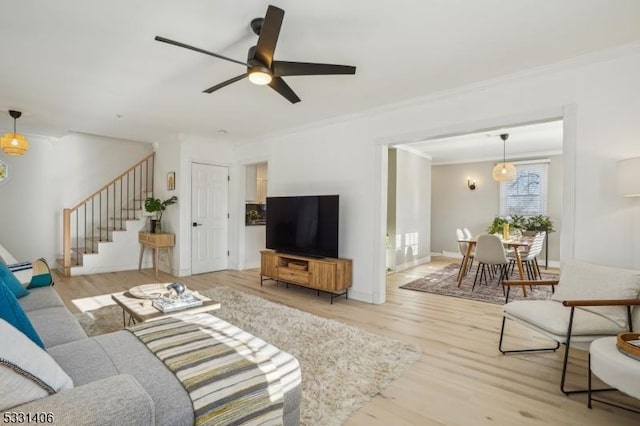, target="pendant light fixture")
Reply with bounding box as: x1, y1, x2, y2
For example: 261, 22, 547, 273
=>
492, 133, 516, 182
1, 110, 29, 156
